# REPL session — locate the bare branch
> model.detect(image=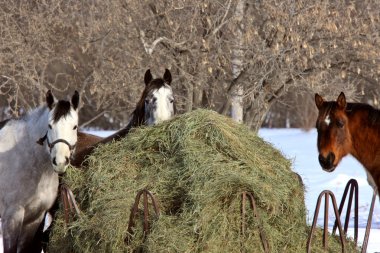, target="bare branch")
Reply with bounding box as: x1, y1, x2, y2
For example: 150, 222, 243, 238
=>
212, 0, 232, 36
139, 30, 186, 55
